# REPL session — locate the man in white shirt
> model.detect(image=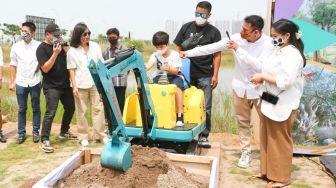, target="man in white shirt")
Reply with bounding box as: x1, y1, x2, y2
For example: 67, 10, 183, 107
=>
182, 15, 275, 168
9, 22, 41, 144
0, 47, 7, 143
